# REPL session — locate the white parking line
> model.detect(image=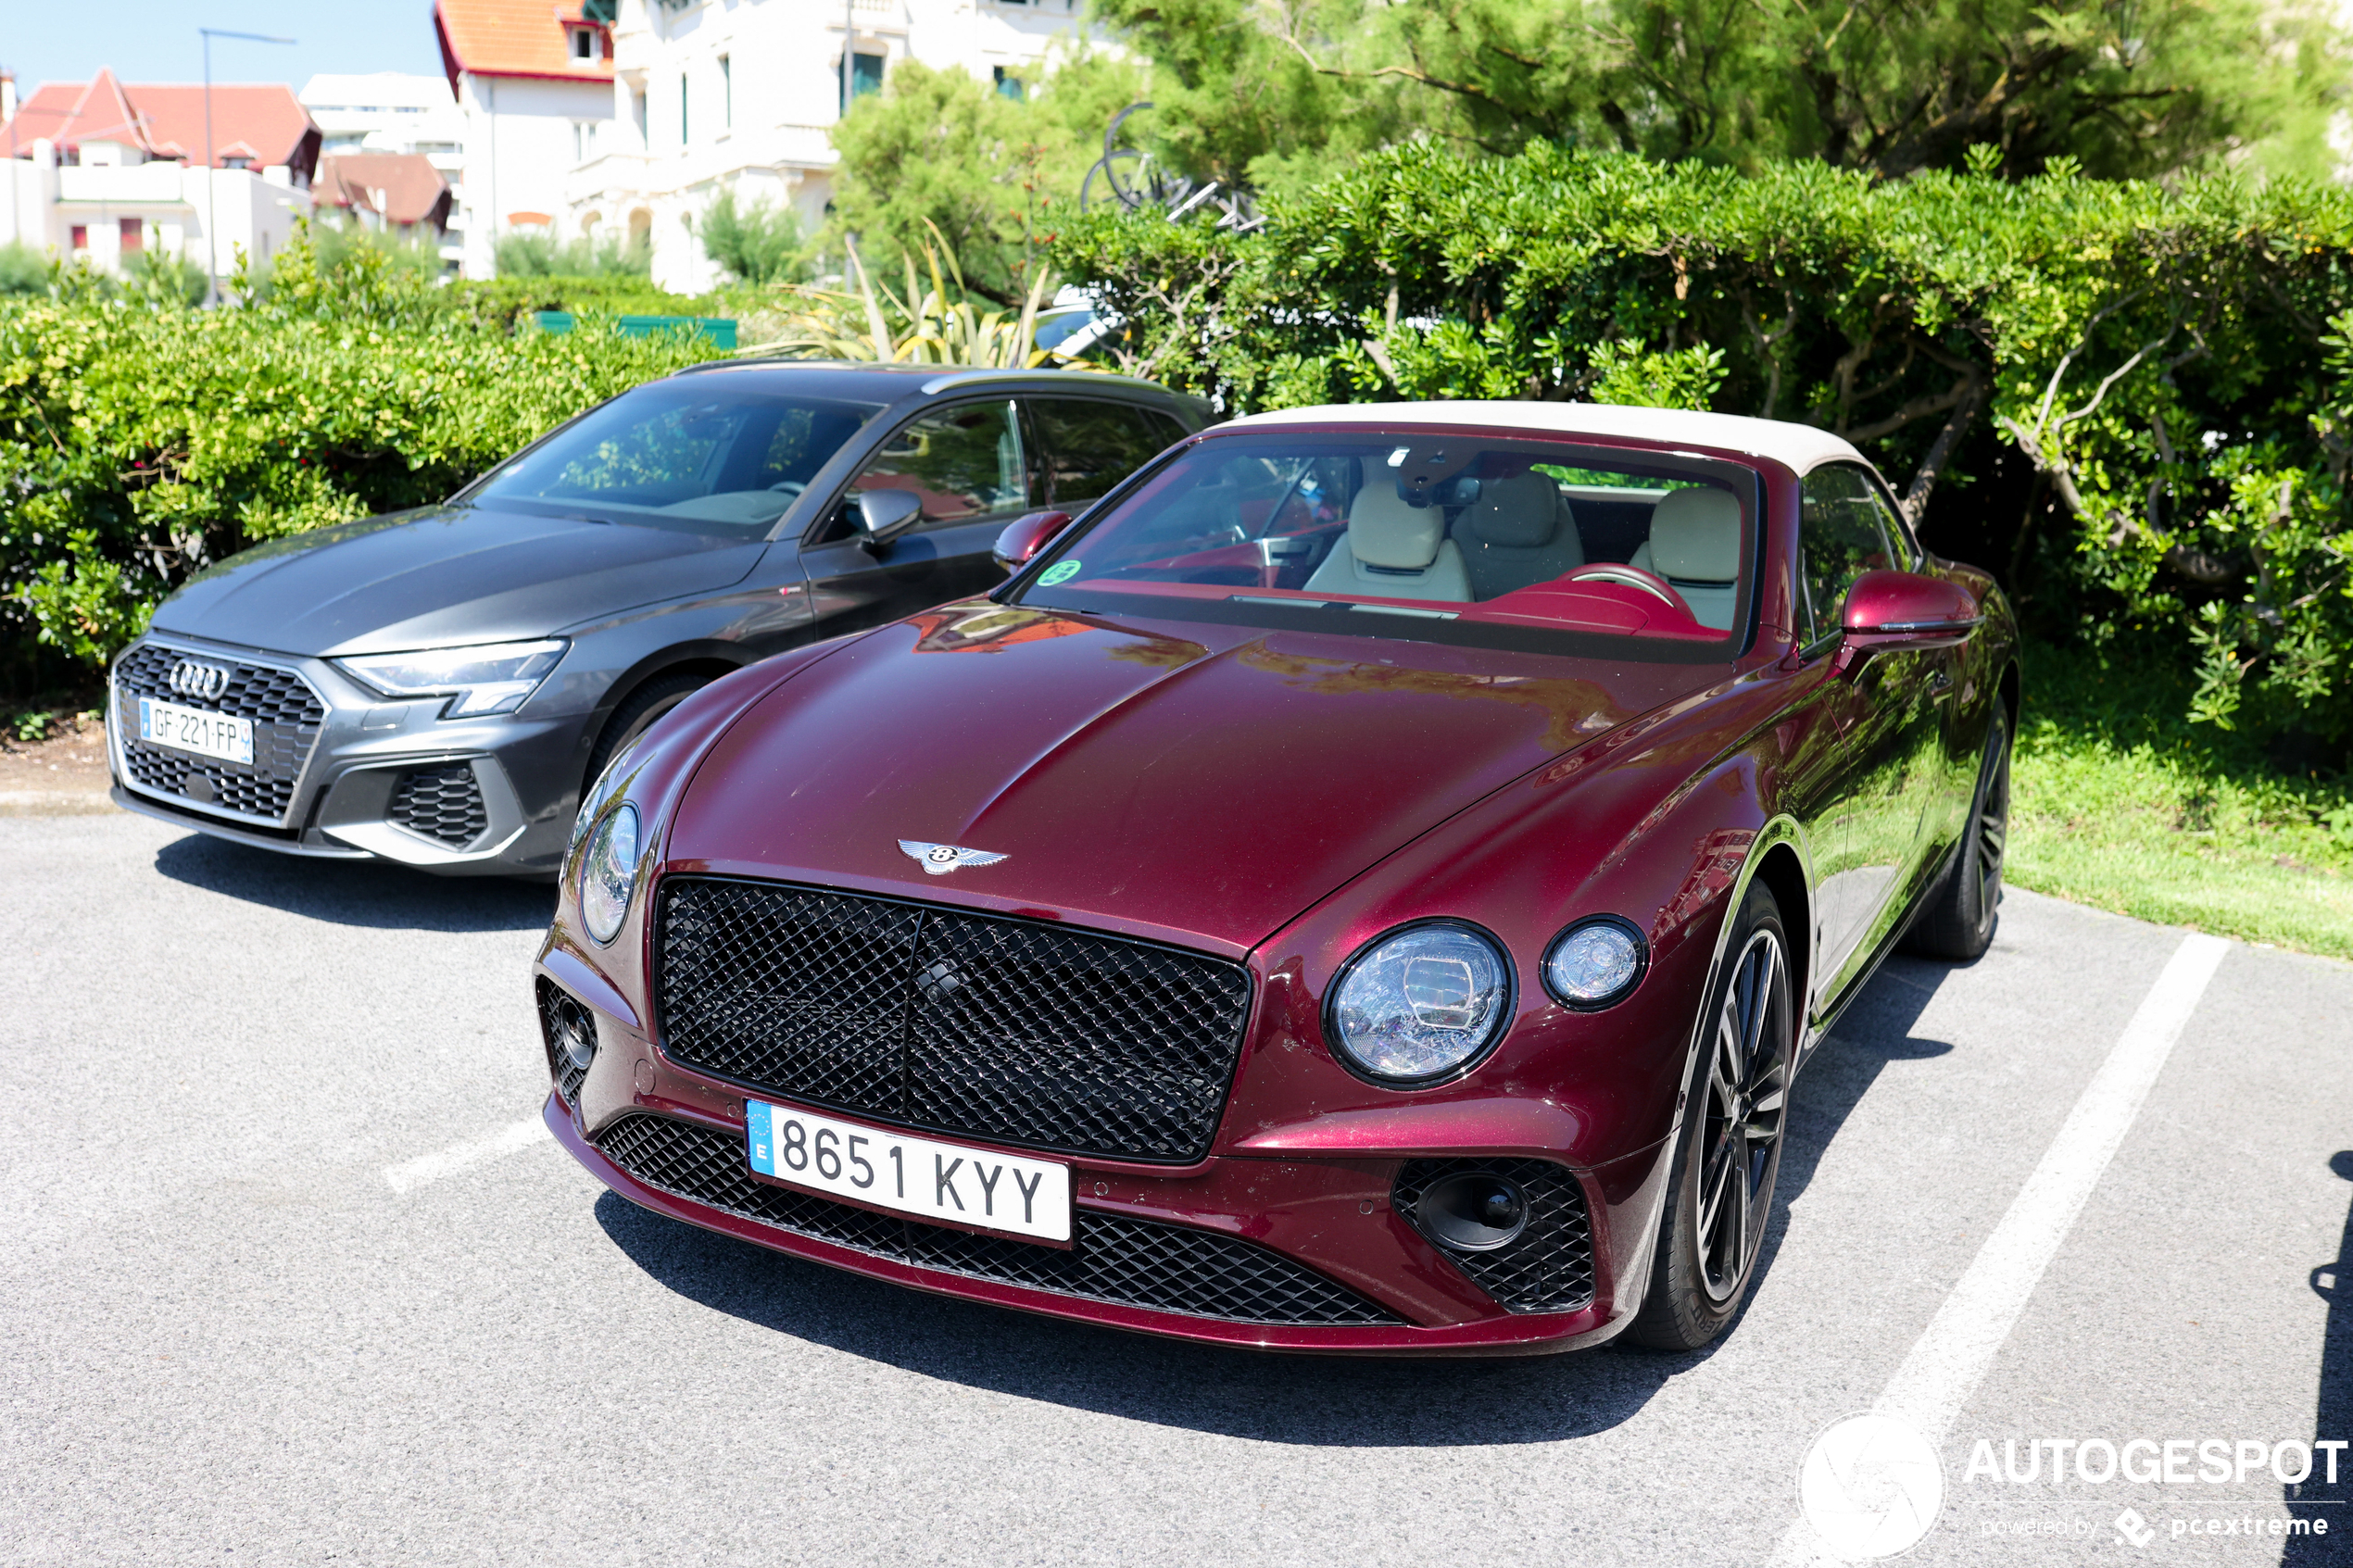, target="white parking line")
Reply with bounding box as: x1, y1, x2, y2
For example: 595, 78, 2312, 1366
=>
383, 1114, 552, 1195
1773, 931, 2232, 1562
